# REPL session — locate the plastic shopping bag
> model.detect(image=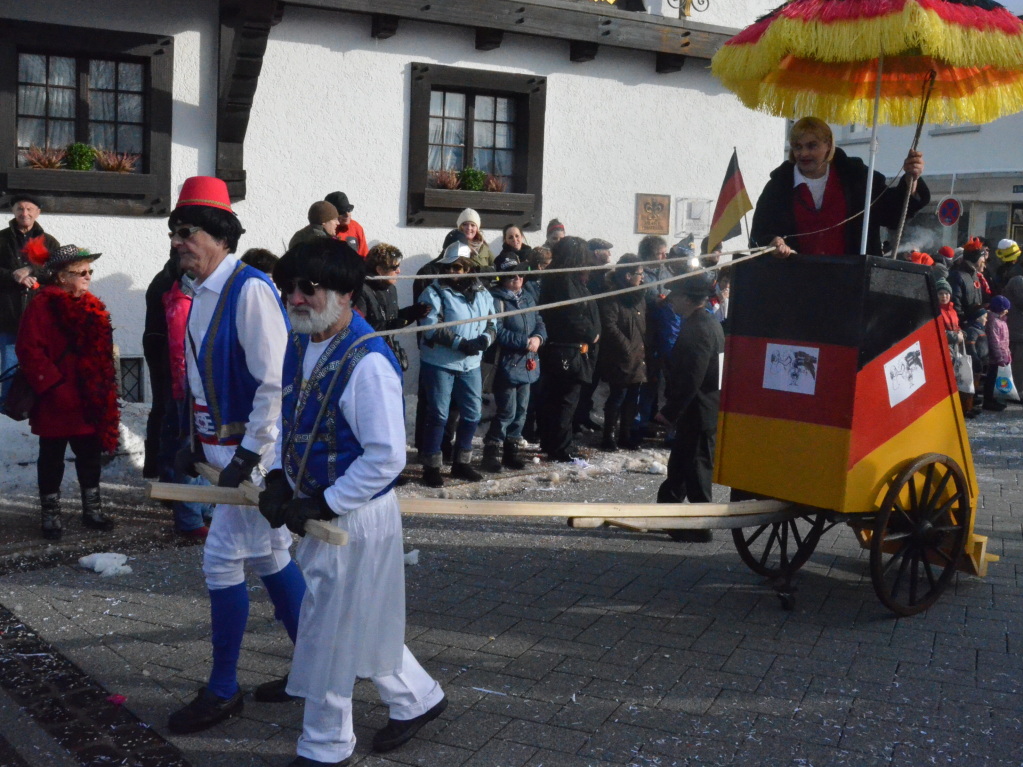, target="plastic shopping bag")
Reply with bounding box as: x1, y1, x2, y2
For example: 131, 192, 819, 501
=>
994, 363, 1020, 402
952, 341, 974, 394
